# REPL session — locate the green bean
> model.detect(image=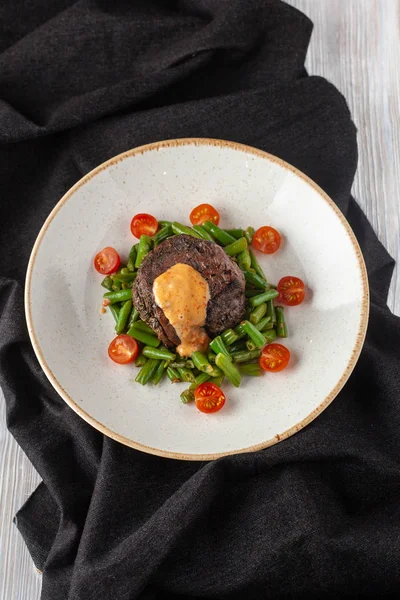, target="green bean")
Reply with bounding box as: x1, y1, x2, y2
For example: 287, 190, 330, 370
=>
135, 353, 147, 368
121, 281, 133, 290
191, 351, 214, 374
229, 339, 247, 353
231, 349, 261, 363
169, 360, 195, 369
224, 228, 244, 239
112, 270, 137, 282
142, 346, 176, 361
248, 284, 275, 308
103, 289, 132, 305
263, 329, 277, 344
250, 302, 267, 325
244, 226, 255, 245
246, 339, 257, 352
224, 237, 248, 256
101, 276, 114, 291
115, 300, 132, 334
233, 323, 247, 341
240, 320, 267, 348
133, 320, 155, 335
127, 325, 160, 347
152, 360, 166, 385
256, 316, 272, 331
209, 336, 231, 358
166, 366, 181, 382
211, 373, 225, 387
249, 249, 267, 280
245, 289, 260, 298
177, 367, 195, 383
221, 328, 239, 346
159, 220, 172, 228
267, 299, 276, 324
135, 235, 153, 268
195, 372, 211, 385
172, 359, 194, 369
224, 229, 244, 239
189, 372, 211, 390
111, 281, 121, 291
181, 389, 195, 404
128, 307, 140, 328
215, 353, 242, 387
238, 249, 251, 271
209, 366, 223, 378
243, 270, 268, 289
275, 306, 288, 338
236, 317, 269, 338
127, 244, 138, 271
154, 225, 173, 246
202, 221, 236, 245
135, 358, 160, 386
237, 357, 259, 363
171, 222, 202, 238
192, 225, 214, 241
248, 291, 271, 307
249, 289, 279, 307
121, 267, 130, 274
207, 351, 216, 364
109, 304, 121, 323
240, 363, 262, 376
